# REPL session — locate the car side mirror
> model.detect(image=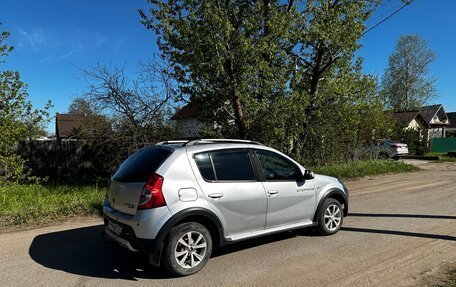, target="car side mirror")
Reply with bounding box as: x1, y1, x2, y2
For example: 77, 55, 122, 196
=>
303, 169, 315, 180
